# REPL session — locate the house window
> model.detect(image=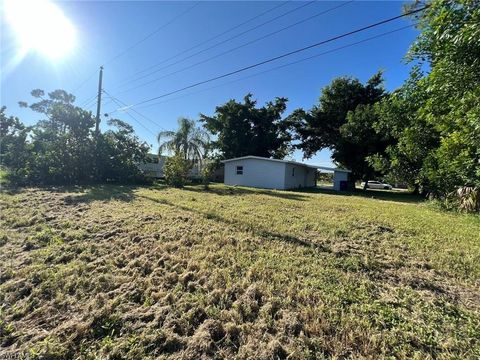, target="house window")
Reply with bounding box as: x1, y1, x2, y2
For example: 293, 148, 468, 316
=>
292, 167, 295, 176
236, 166, 243, 175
